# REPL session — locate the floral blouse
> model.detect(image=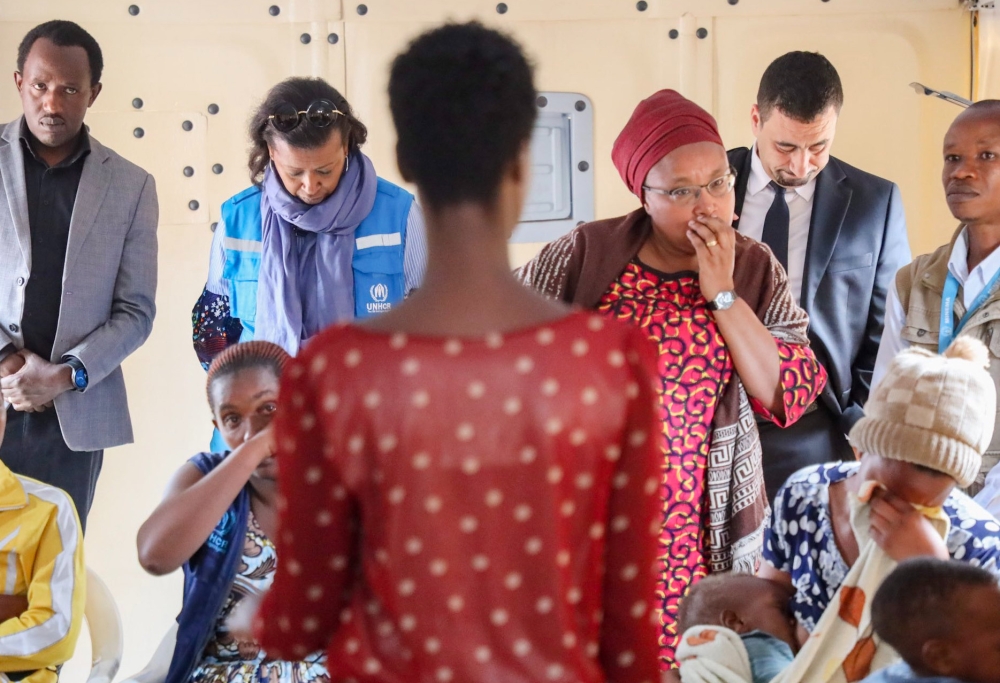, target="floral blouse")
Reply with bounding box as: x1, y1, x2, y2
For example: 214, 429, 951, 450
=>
763, 461, 1000, 632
